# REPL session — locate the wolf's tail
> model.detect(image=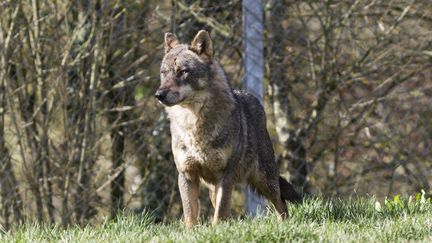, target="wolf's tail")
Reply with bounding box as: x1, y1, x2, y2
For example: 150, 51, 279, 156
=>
279, 176, 302, 203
